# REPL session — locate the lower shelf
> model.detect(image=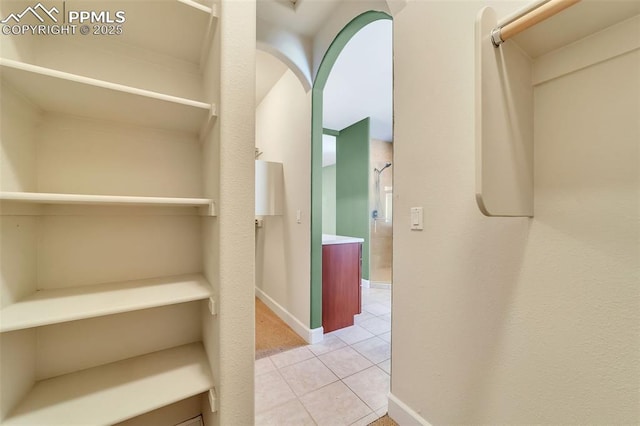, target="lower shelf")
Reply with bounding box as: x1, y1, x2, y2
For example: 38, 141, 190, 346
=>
3, 343, 214, 425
